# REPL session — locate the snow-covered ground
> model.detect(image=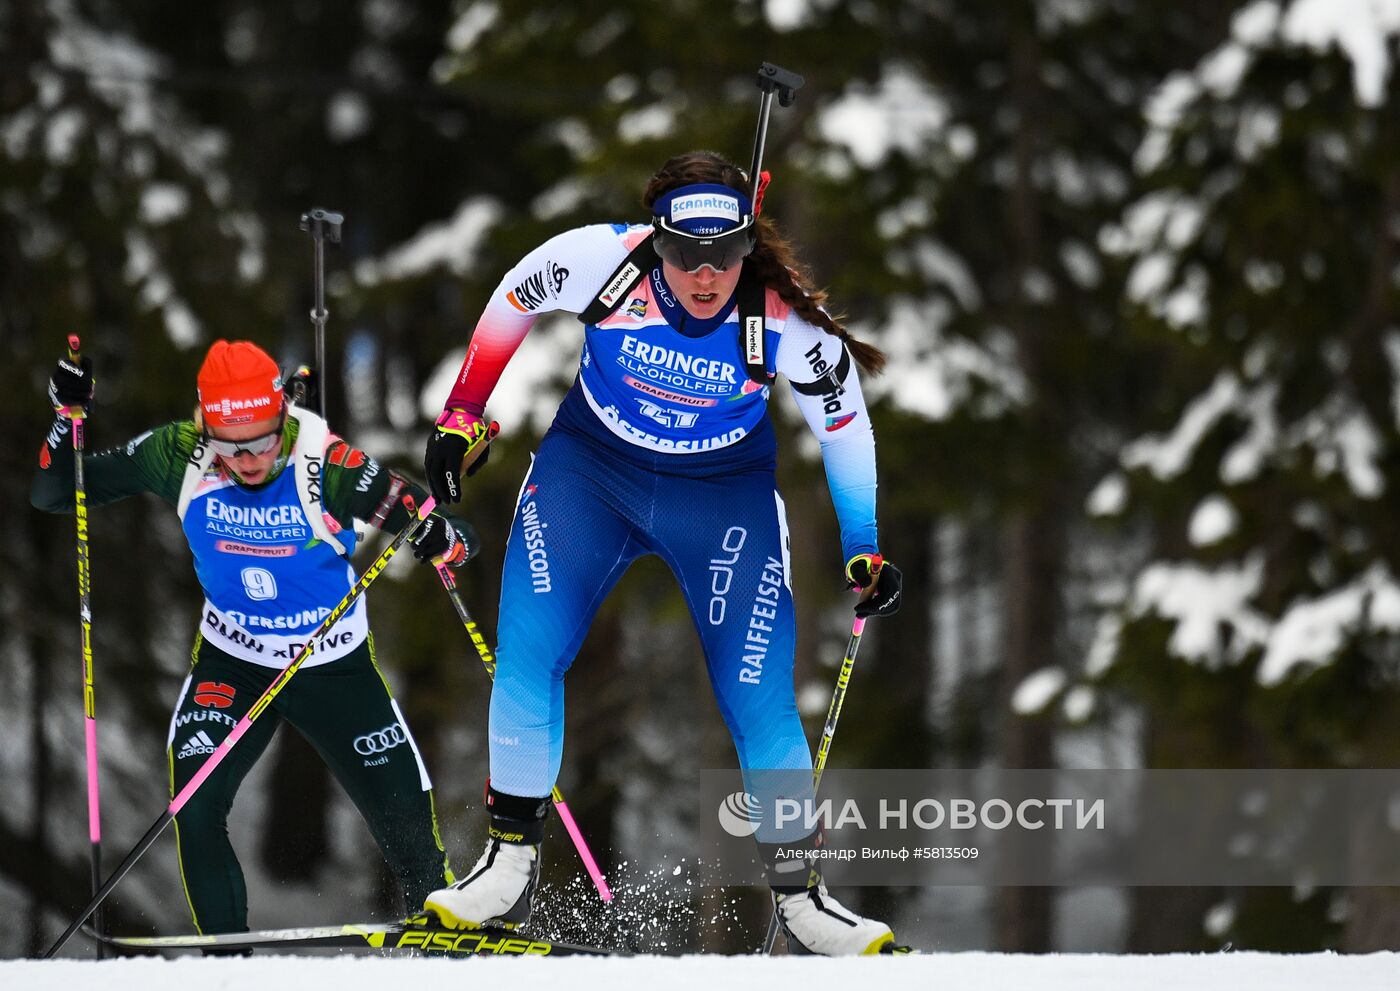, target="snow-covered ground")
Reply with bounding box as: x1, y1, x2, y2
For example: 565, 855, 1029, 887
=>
4, 951, 1399, 991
